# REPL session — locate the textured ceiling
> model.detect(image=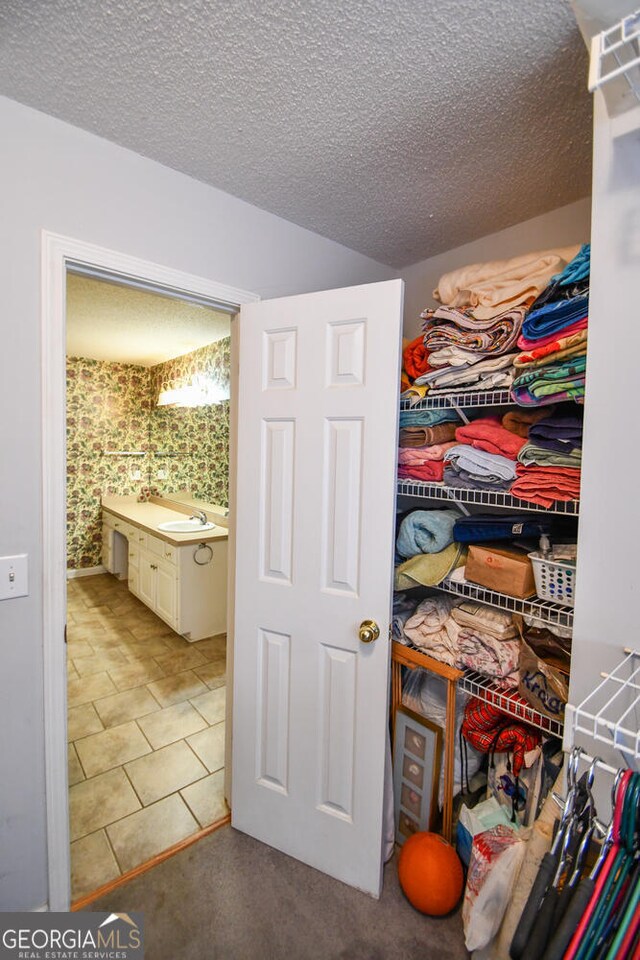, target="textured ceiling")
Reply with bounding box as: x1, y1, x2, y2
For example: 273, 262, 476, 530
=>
66, 274, 230, 366
0, 0, 592, 267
